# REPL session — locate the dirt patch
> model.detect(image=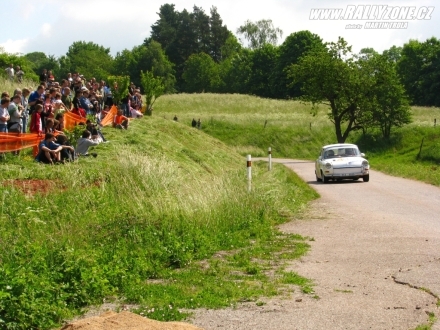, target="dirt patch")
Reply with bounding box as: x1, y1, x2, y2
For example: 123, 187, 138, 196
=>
60, 311, 203, 330
3, 179, 55, 196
